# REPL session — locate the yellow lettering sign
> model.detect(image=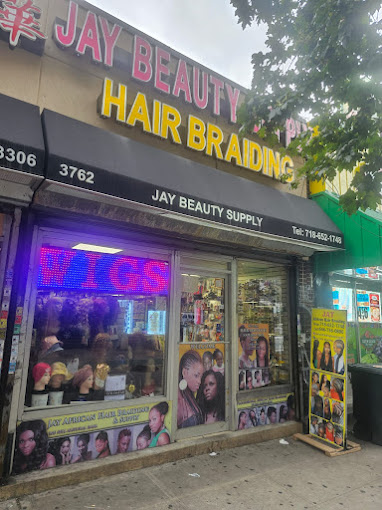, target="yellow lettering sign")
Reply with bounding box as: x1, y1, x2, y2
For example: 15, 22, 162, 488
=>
187, 115, 206, 151
126, 92, 151, 133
